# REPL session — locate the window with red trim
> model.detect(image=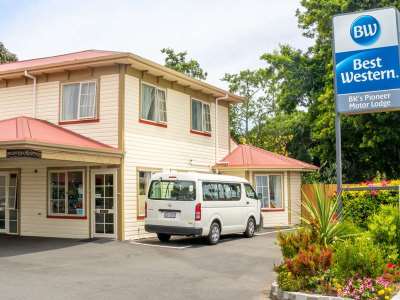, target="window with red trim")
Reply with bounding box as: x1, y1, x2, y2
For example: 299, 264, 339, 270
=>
140, 83, 167, 124
255, 175, 283, 209
60, 81, 97, 122
191, 99, 211, 134
49, 170, 85, 217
